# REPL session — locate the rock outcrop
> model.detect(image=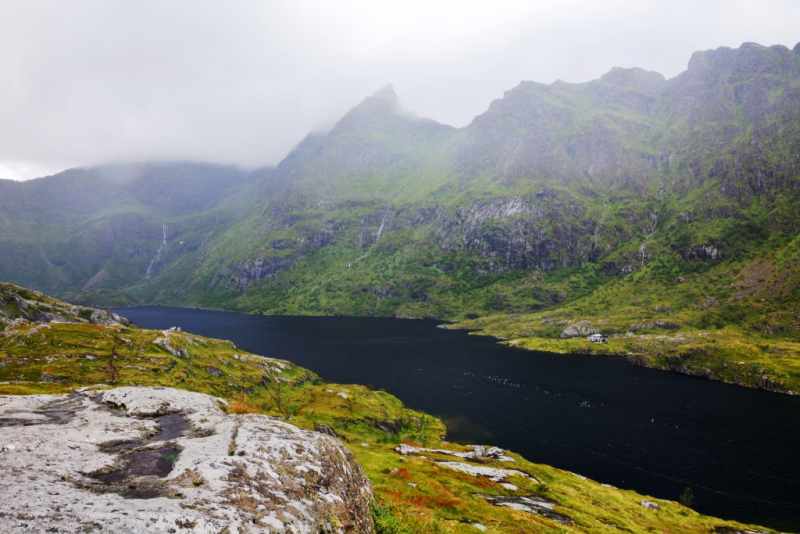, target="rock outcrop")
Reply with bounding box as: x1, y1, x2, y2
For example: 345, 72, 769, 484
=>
0, 386, 373, 533
435, 461, 533, 483
560, 323, 600, 338
395, 443, 515, 462
475, 494, 574, 525
683, 244, 723, 261
219, 256, 299, 292
640, 500, 659, 510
